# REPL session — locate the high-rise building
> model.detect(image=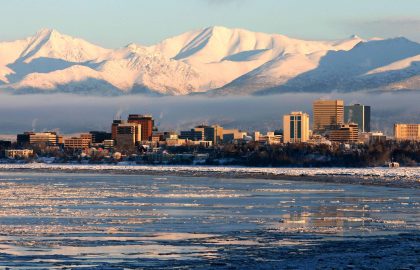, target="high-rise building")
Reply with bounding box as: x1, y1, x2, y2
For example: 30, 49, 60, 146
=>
115, 123, 142, 149
313, 99, 344, 134
283, 111, 310, 143
127, 114, 154, 141
328, 123, 359, 143
344, 104, 371, 133
394, 124, 420, 141
213, 125, 224, 144
111, 120, 123, 140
